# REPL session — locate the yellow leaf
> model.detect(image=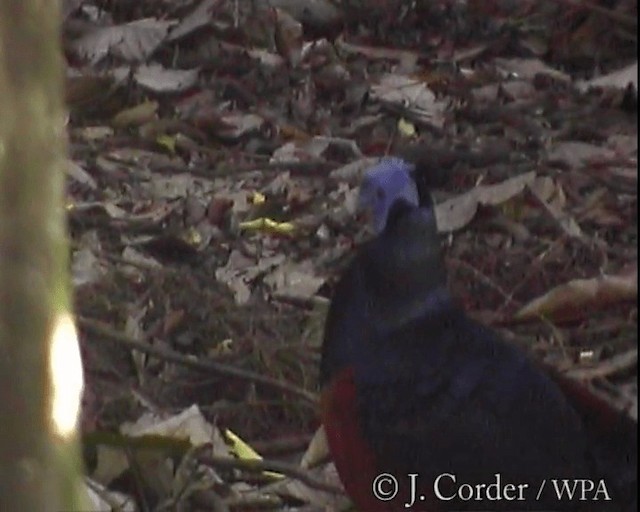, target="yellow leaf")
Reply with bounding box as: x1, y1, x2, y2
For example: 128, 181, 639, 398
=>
224, 429, 283, 479
239, 217, 295, 235
156, 134, 176, 153
181, 227, 202, 246
251, 192, 266, 205
398, 117, 416, 137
